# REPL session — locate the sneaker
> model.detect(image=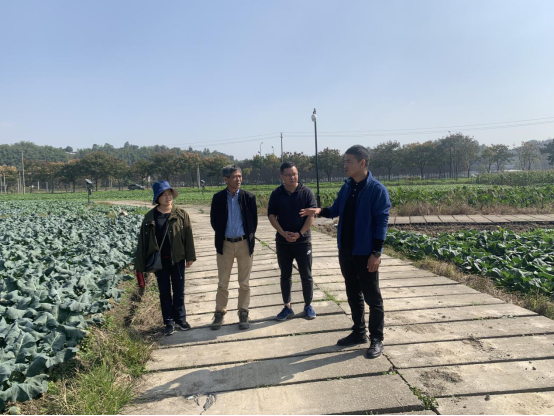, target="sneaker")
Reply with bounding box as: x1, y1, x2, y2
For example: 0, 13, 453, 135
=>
176, 321, 191, 331
336, 331, 368, 347
367, 338, 383, 359
238, 310, 250, 330
304, 305, 316, 320
276, 305, 295, 321
211, 312, 225, 330
164, 324, 175, 336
